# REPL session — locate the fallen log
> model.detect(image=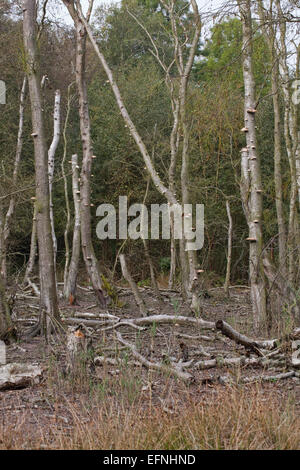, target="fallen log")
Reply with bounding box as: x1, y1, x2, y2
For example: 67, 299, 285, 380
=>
133, 314, 214, 330
216, 320, 277, 353
194, 356, 259, 370
0, 362, 42, 390
242, 370, 295, 384
64, 314, 215, 331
